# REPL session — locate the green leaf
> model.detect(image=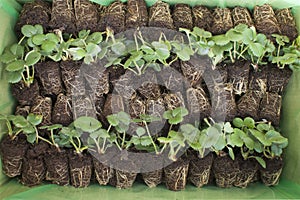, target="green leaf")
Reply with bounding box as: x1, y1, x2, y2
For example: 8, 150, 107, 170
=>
25, 51, 41, 66
243, 28, 255, 45
204, 127, 220, 148
22, 124, 35, 134
78, 30, 90, 39
214, 135, 226, 151
34, 25, 44, 34
244, 137, 255, 150
148, 63, 161, 72
141, 44, 154, 54
84, 55, 94, 64
193, 27, 212, 38
176, 46, 194, 61
233, 117, 244, 128
255, 157, 266, 168
249, 42, 264, 57
70, 38, 86, 47
244, 117, 255, 129
228, 147, 235, 160
163, 110, 172, 120
0, 52, 17, 64
140, 136, 152, 146
212, 35, 230, 46
10, 44, 24, 58
26, 133, 37, 144
257, 123, 271, 132
86, 43, 101, 56
74, 116, 102, 132
234, 24, 248, 33
158, 137, 171, 143
117, 111, 131, 125
27, 114, 43, 126
12, 115, 28, 128
6, 60, 25, 72
107, 115, 119, 126
111, 42, 126, 55
180, 124, 199, 143
40, 124, 63, 131
32, 34, 47, 45
168, 114, 183, 125
21, 25, 37, 37
41, 40, 57, 52
172, 107, 188, 117
230, 131, 243, 147
6, 71, 23, 83
249, 129, 272, 146
226, 29, 243, 42
224, 122, 233, 133
46, 33, 60, 43
136, 127, 146, 137
86, 32, 103, 44
68, 48, 86, 60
